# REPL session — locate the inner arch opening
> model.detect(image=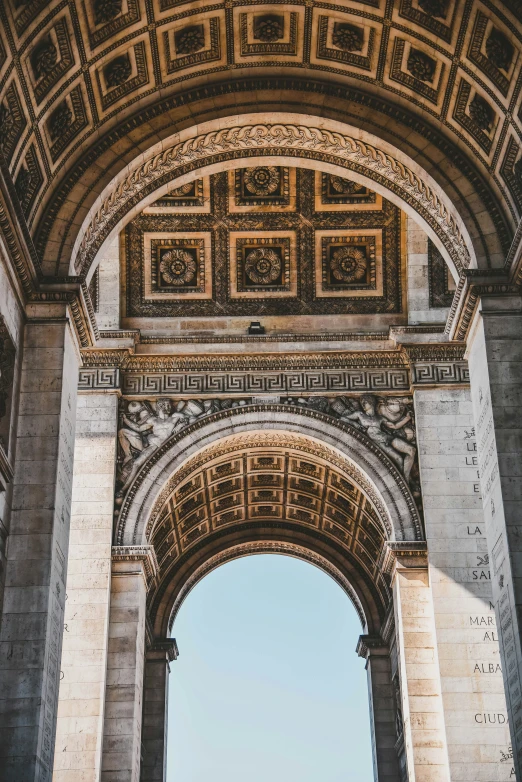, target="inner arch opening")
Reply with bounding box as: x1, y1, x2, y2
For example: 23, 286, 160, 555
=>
141, 427, 406, 637
167, 554, 374, 782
